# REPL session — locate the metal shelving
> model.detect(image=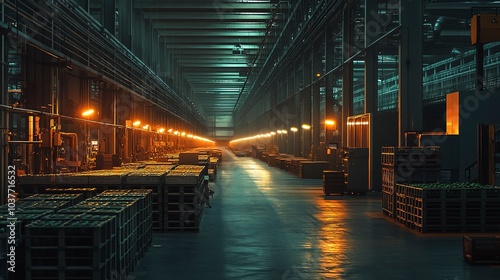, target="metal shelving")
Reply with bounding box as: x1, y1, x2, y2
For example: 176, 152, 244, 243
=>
0, 0, 204, 127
